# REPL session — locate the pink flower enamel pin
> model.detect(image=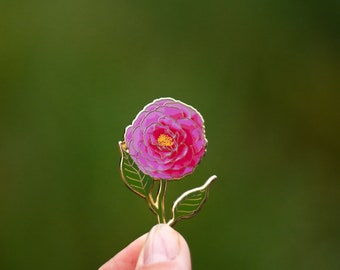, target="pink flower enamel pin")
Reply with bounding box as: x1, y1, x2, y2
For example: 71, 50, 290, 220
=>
119, 97, 217, 226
